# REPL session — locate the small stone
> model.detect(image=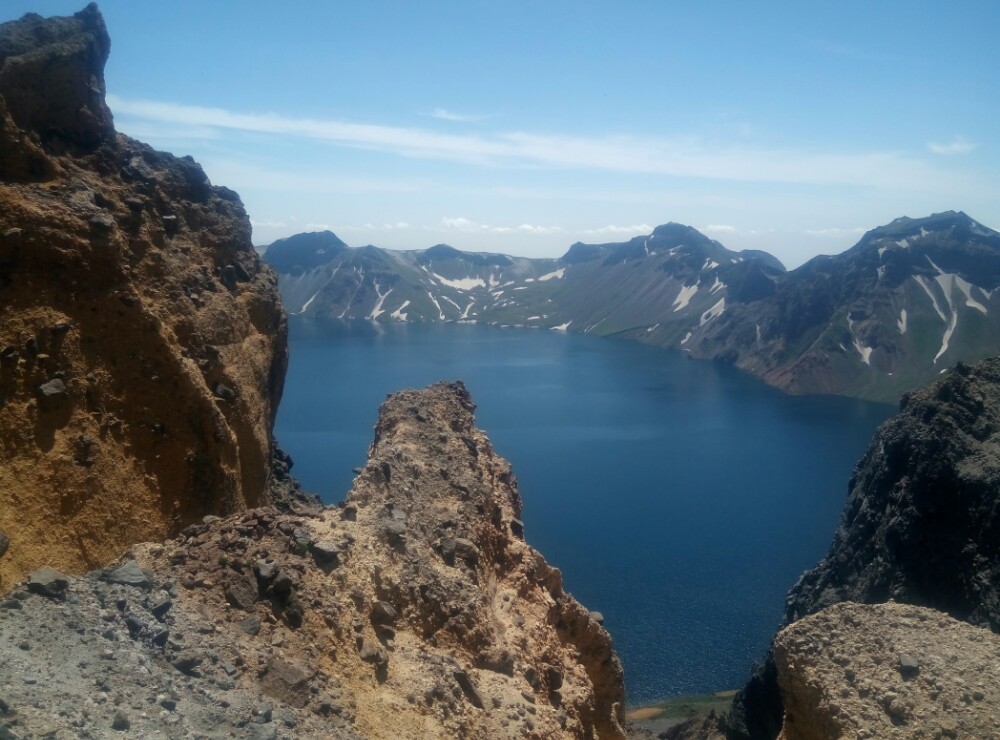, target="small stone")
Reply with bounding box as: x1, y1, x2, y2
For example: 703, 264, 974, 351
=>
27, 566, 69, 597
213, 382, 236, 402
510, 518, 525, 538
124, 197, 144, 212
171, 650, 203, 675
358, 638, 388, 666
36, 378, 69, 408
898, 654, 920, 678
453, 669, 485, 709
106, 560, 153, 590
89, 214, 115, 231
239, 615, 262, 636
370, 601, 397, 625
311, 540, 340, 570
111, 710, 130, 731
